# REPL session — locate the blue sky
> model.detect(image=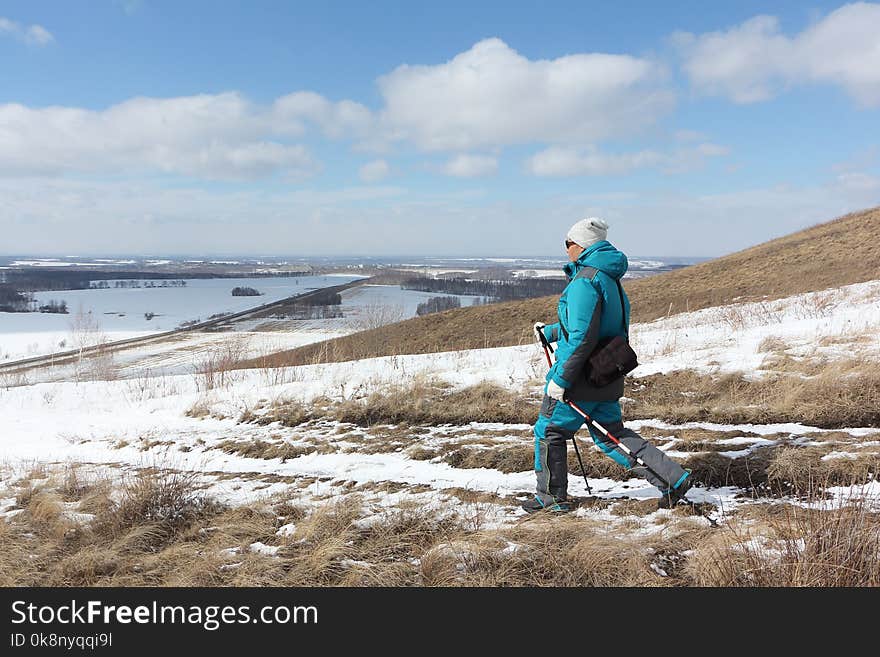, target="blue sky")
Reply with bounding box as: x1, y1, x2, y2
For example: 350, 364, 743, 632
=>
1, 1, 878, 257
